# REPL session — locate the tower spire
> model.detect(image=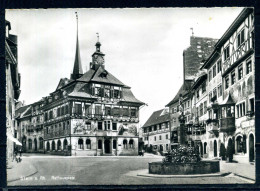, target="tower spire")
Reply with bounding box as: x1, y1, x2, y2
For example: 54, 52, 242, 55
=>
71, 12, 83, 80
